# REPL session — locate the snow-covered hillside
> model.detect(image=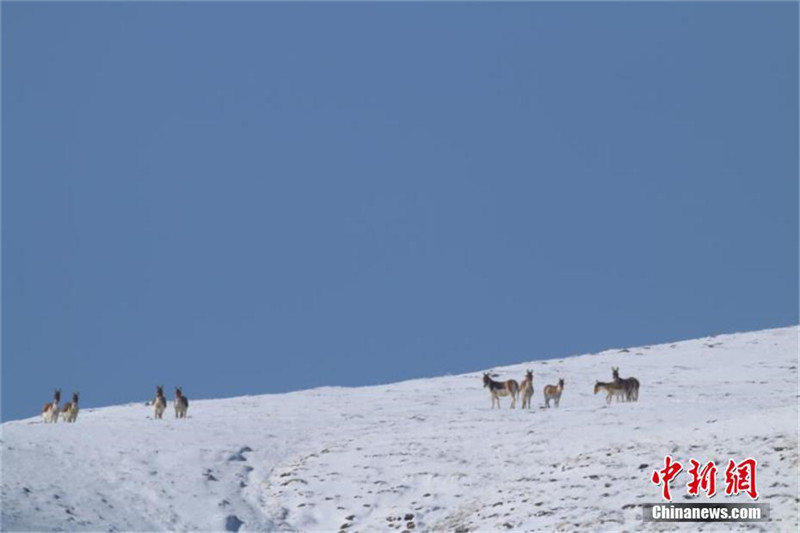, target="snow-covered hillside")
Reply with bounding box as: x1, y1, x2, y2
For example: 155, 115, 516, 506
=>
2, 327, 798, 532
